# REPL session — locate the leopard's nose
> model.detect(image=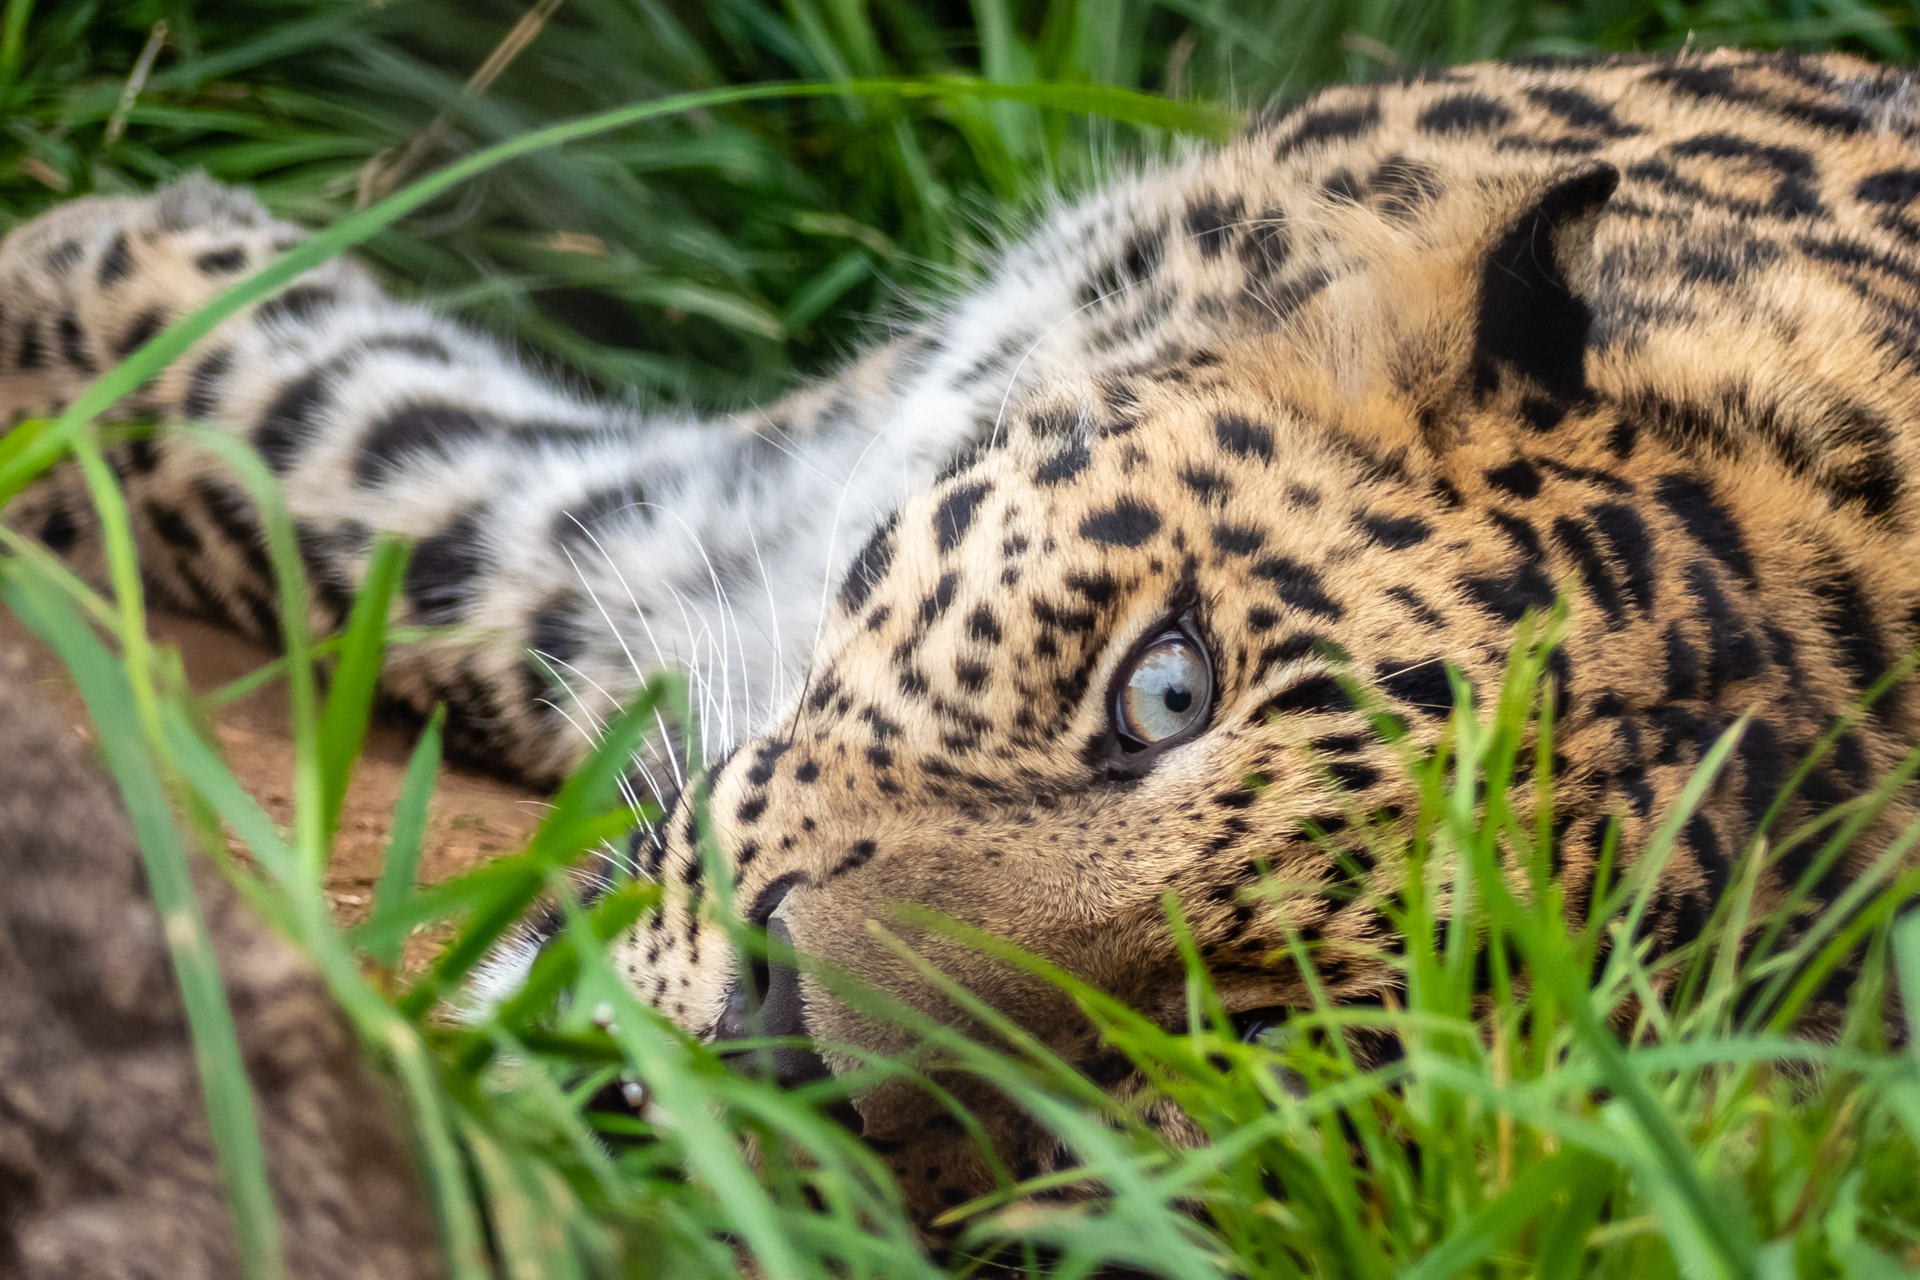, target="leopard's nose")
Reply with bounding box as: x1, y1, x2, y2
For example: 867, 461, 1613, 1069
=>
712, 918, 833, 1089
710, 885, 863, 1132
